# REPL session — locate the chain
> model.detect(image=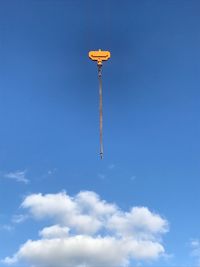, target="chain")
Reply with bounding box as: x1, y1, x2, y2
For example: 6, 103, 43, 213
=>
98, 64, 103, 159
